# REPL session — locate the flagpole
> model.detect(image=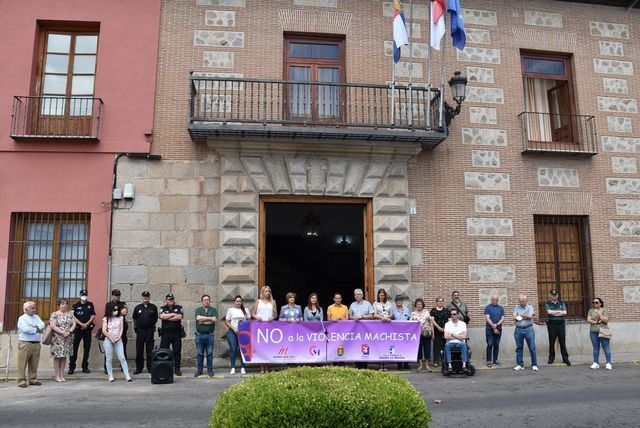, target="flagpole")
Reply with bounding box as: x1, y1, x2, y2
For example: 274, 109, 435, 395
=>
439, 22, 446, 128
391, 50, 396, 126
426, 1, 432, 129
408, 0, 414, 127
